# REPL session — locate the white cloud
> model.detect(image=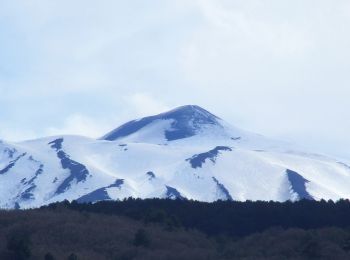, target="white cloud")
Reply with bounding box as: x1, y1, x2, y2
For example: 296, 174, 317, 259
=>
0, 129, 39, 143
125, 93, 170, 118
44, 114, 114, 139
